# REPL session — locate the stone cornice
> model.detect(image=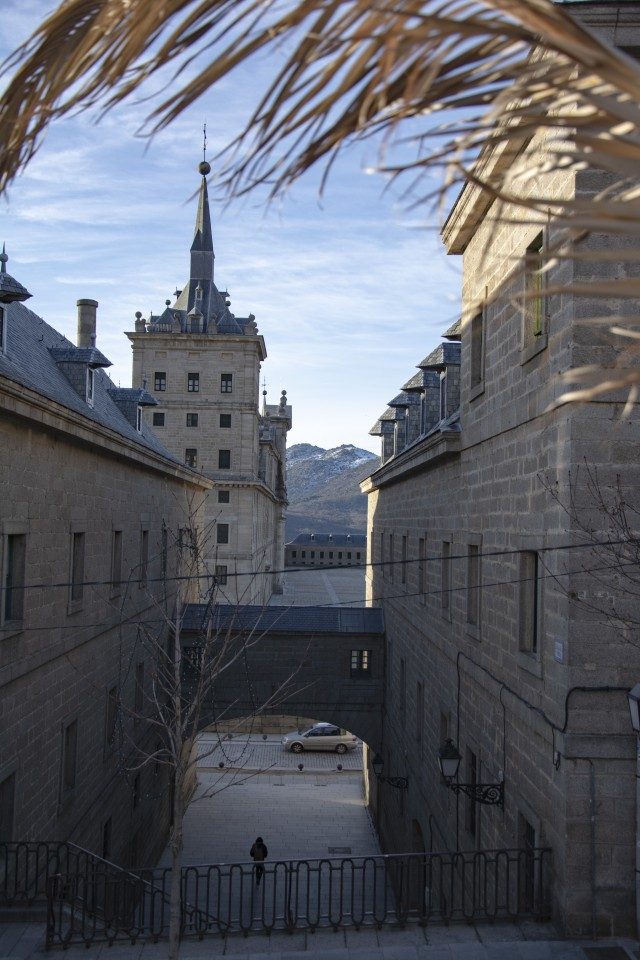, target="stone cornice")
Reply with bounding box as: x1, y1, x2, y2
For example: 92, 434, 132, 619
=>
0, 373, 212, 488
361, 429, 461, 492
126, 330, 267, 361
442, 132, 530, 255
